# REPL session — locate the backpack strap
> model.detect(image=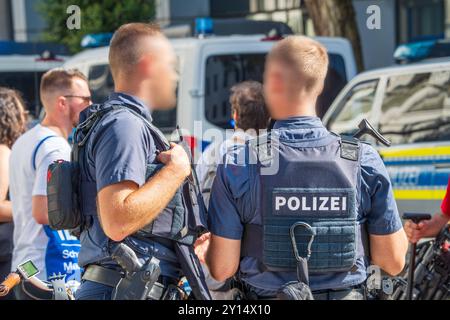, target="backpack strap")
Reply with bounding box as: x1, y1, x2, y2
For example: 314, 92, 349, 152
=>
99, 99, 171, 151
125, 108, 170, 151
72, 103, 130, 162
339, 134, 371, 258
32, 135, 58, 171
